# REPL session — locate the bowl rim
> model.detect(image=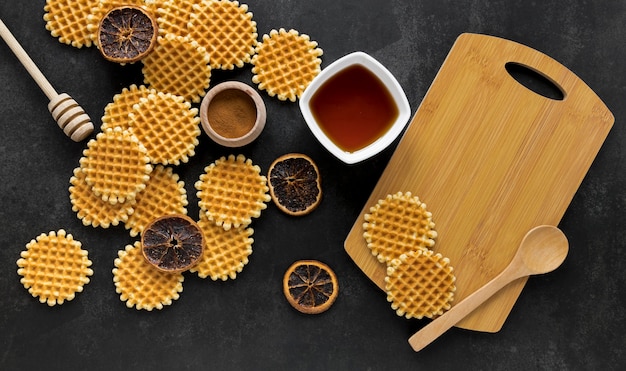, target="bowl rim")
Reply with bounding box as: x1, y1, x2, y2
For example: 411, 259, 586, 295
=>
200, 81, 267, 148
299, 51, 411, 164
